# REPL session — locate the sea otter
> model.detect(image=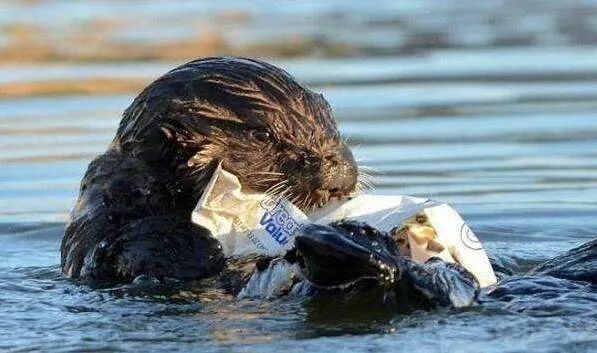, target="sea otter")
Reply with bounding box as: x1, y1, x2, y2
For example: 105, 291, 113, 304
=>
61, 57, 359, 286
61, 57, 595, 312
